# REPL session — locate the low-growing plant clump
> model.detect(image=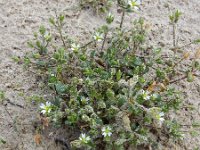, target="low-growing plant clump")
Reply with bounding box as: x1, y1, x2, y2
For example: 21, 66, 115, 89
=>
79, 0, 113, 13
79, 0, 141, 14
24, 0, 200, 149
